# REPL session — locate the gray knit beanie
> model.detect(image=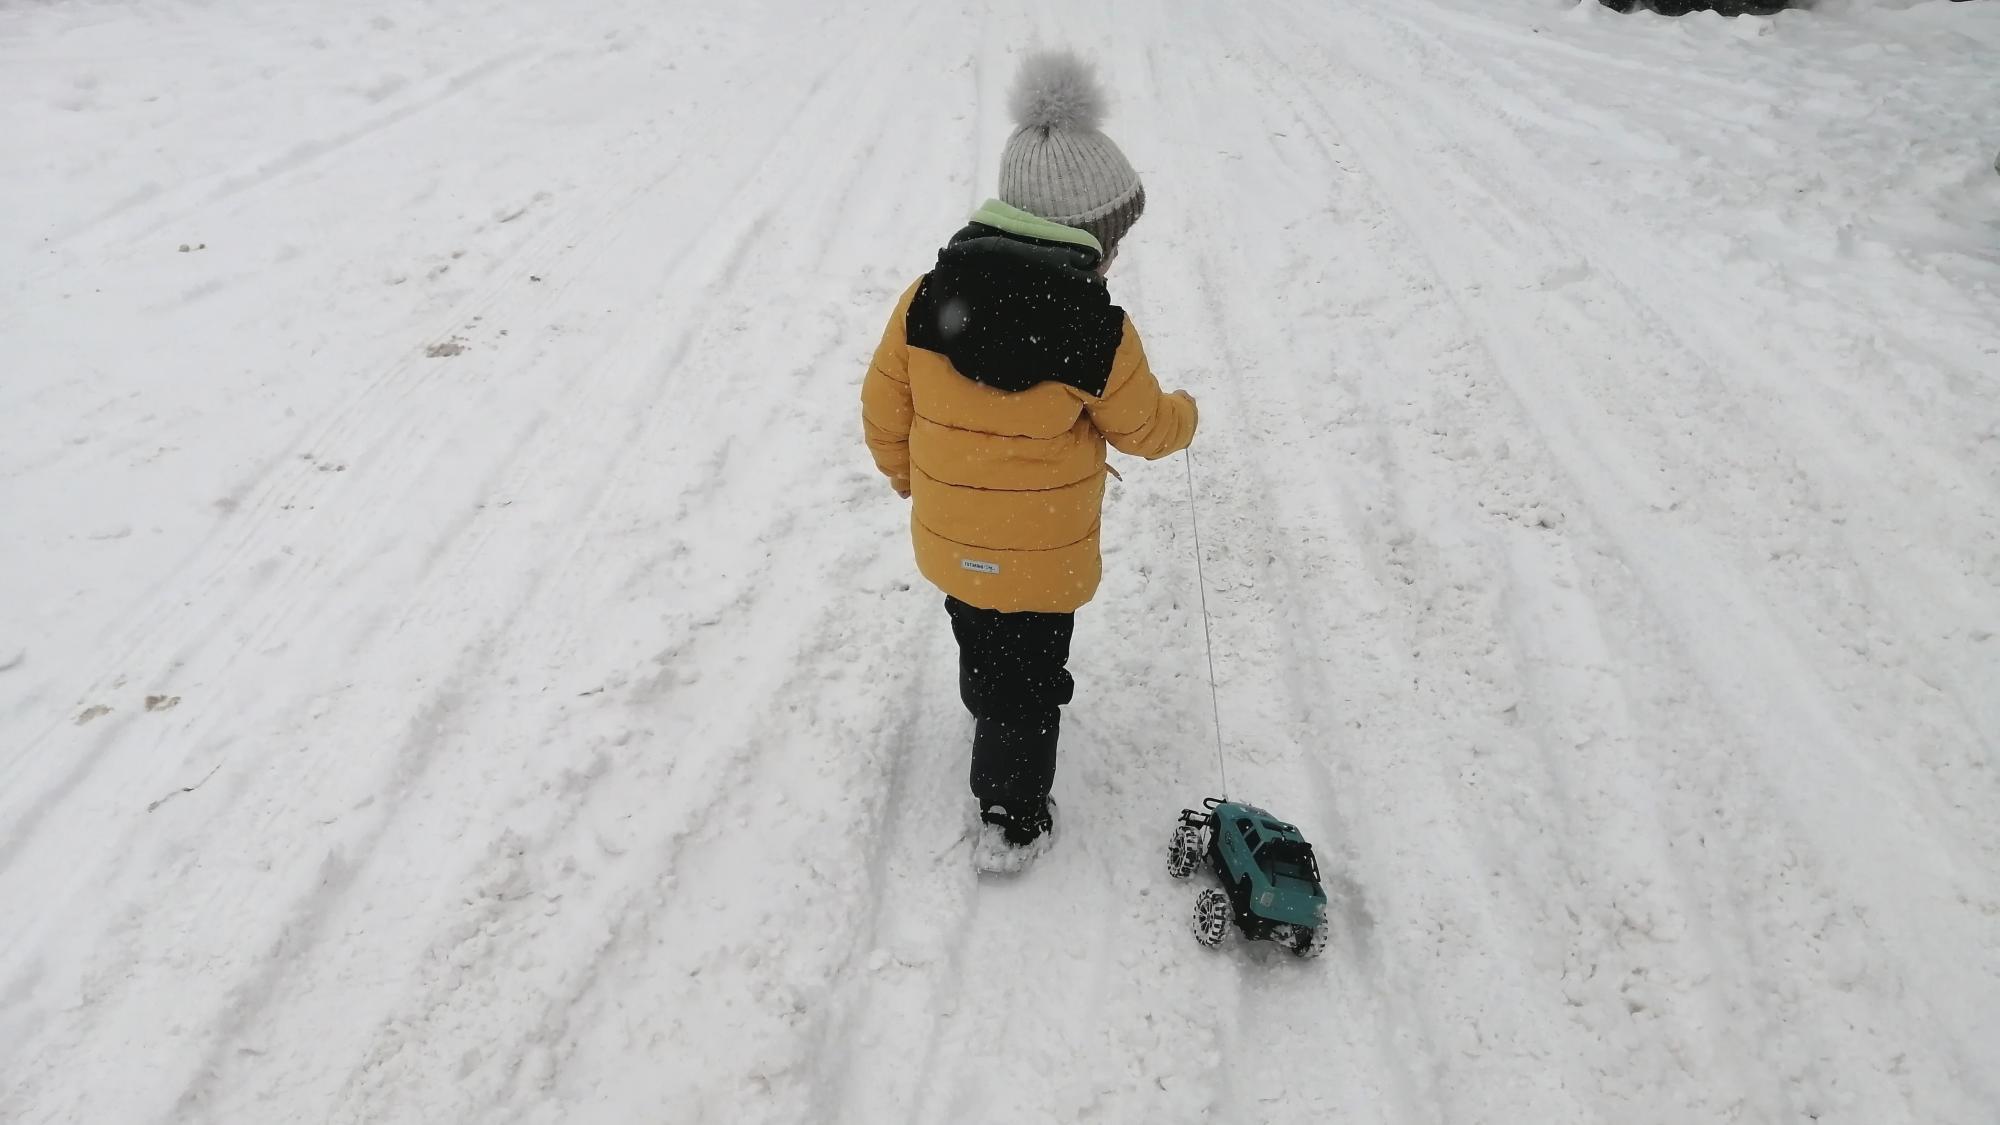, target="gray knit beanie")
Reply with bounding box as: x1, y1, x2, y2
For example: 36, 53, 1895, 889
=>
998, 51, 1146, 260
